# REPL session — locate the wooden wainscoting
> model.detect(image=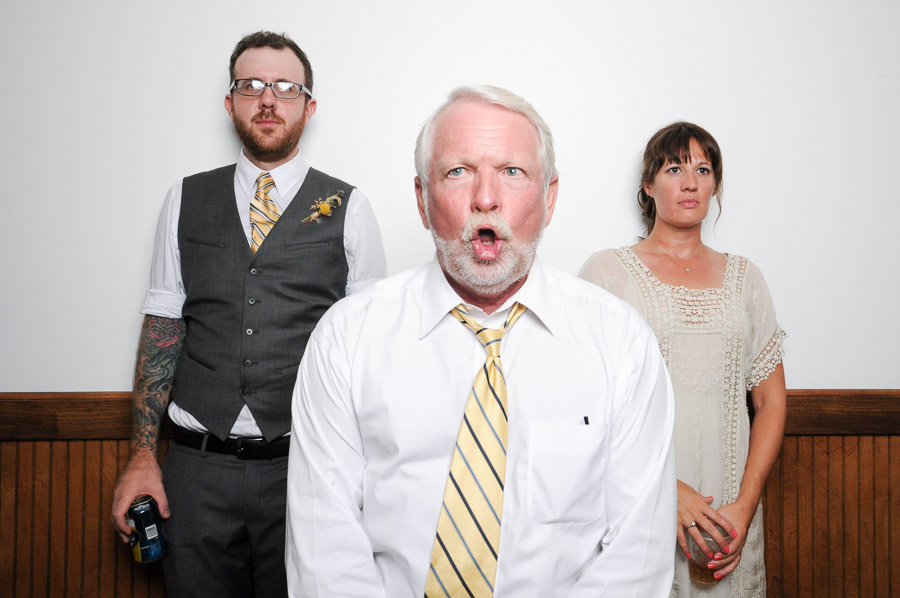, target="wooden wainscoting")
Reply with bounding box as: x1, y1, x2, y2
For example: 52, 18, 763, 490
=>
0, 393, 169, 598
762, 390, 900, 598
1, 390, 899, 597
